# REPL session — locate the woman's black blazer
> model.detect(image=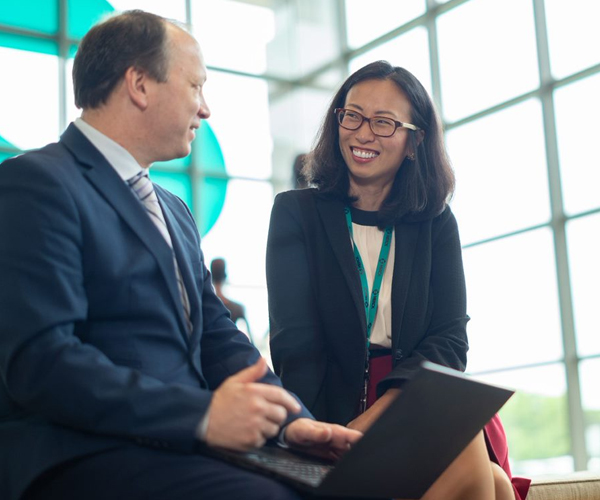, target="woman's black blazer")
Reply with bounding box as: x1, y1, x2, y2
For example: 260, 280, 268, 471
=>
267, 188, 469, 425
